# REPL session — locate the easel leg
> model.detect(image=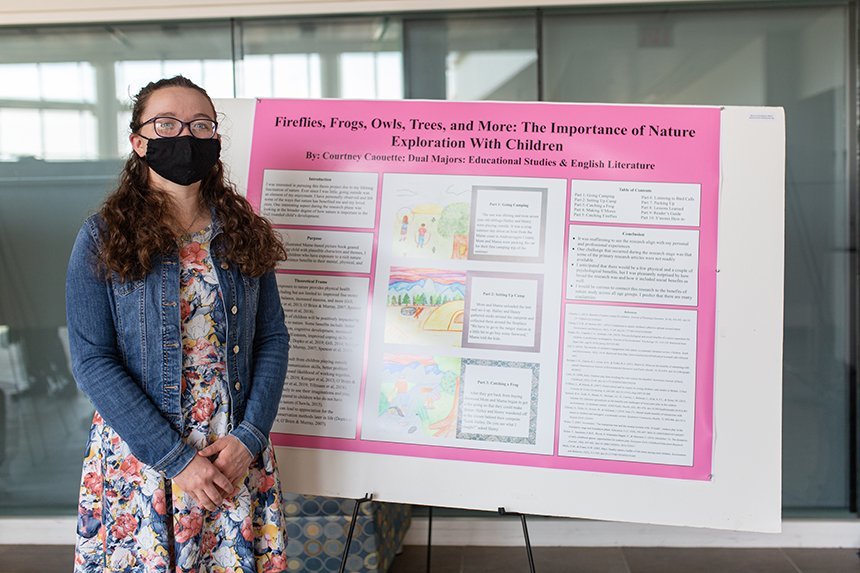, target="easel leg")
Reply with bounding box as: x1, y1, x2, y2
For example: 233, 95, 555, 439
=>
498, 507, 536, 573
339, 493, 373, 573
520, 514, 536, 573
426, 505, 433, 573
